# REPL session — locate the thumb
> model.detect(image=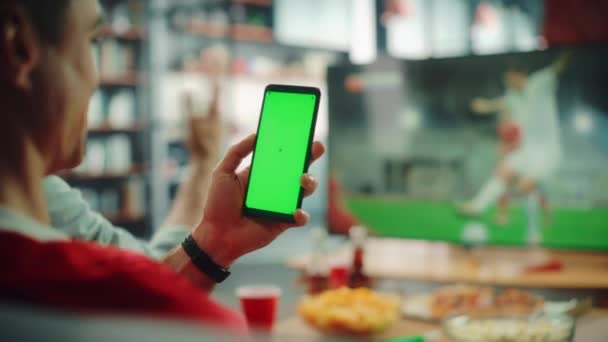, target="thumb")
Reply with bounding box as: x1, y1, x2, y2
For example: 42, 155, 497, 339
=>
216, 134, 256, 174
